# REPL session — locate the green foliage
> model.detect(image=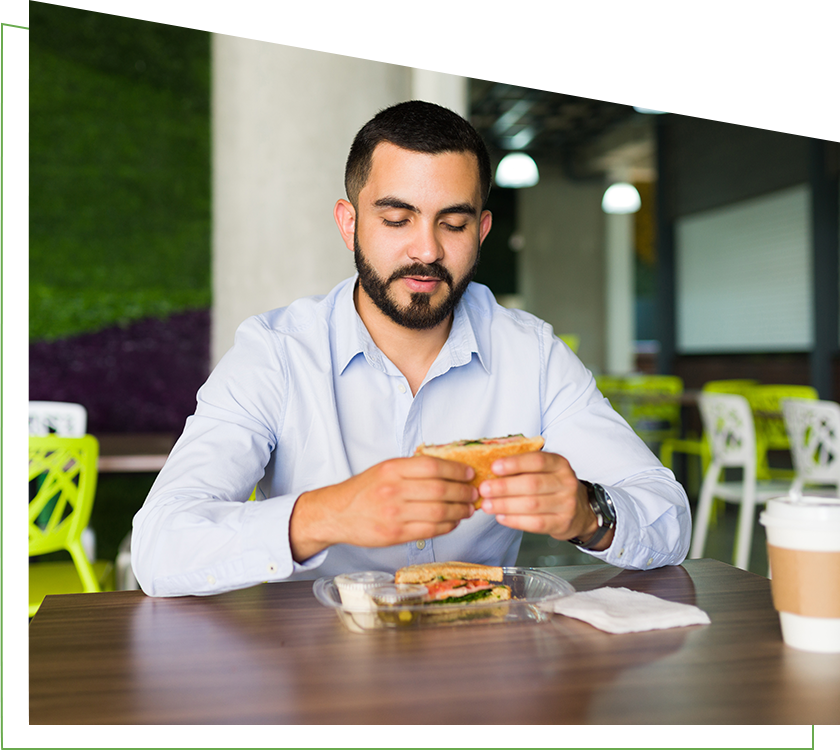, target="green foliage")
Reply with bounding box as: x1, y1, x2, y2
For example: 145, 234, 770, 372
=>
29, 4, 211, 341
29, 284, 210, 341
